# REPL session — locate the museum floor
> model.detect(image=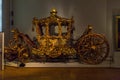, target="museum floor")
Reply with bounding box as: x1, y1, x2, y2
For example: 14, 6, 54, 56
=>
0, 66, 120, 80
